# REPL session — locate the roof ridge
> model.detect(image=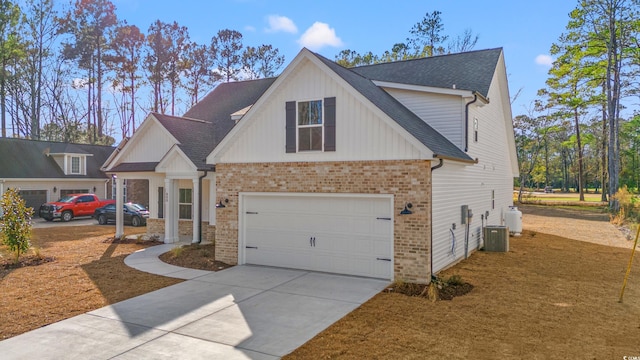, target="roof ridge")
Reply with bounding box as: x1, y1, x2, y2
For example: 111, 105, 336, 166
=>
352, 47, 503, 69
151, 112, 211, 124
